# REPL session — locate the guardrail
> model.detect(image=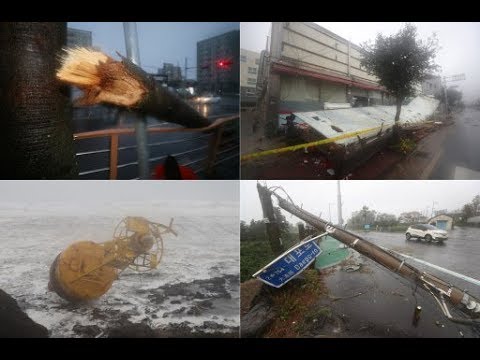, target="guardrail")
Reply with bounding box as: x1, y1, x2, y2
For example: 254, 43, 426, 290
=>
73, 115, 239, 180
